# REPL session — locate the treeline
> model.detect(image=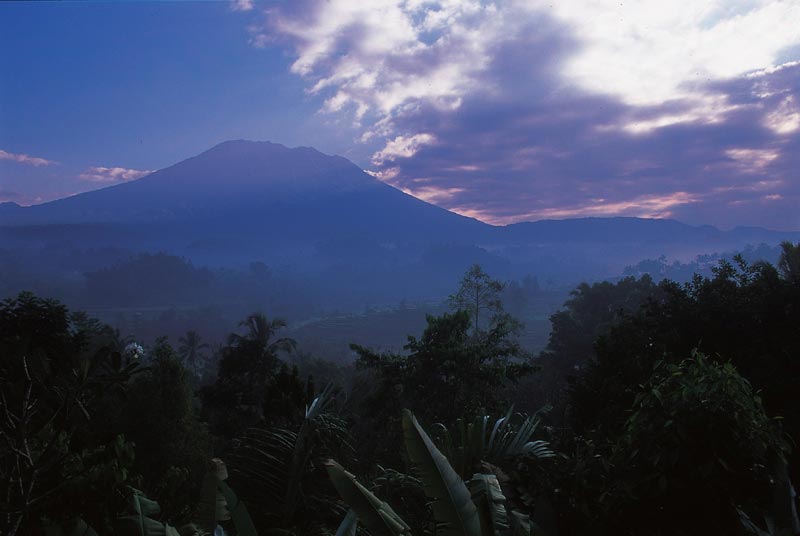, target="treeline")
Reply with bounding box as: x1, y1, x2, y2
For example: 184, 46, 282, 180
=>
1, 243, 799, 535
621, 242, 783, 282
